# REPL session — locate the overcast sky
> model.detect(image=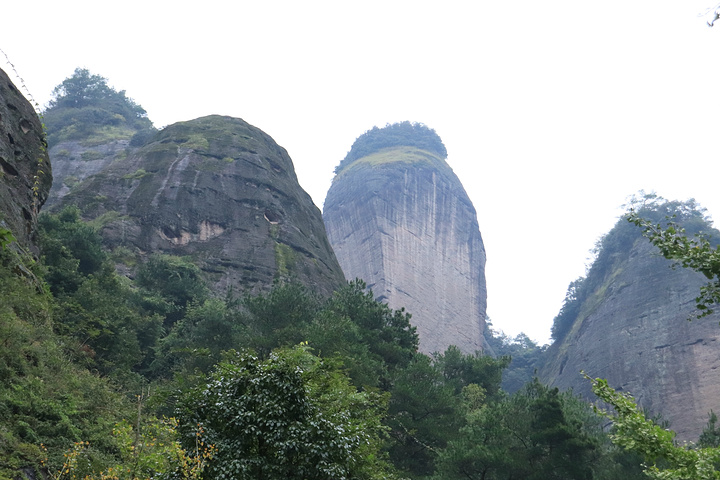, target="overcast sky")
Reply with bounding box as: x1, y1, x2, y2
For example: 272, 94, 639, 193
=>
2, 1, 720, 344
